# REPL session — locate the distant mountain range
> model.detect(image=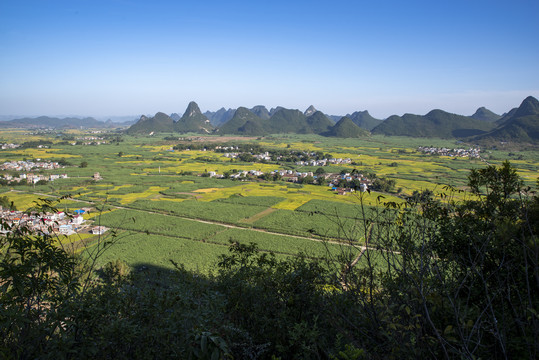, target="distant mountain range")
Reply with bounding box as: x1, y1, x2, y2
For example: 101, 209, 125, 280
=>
126, 96, 538, 142
0, 116, 135, 129
2, 96, 538, 143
